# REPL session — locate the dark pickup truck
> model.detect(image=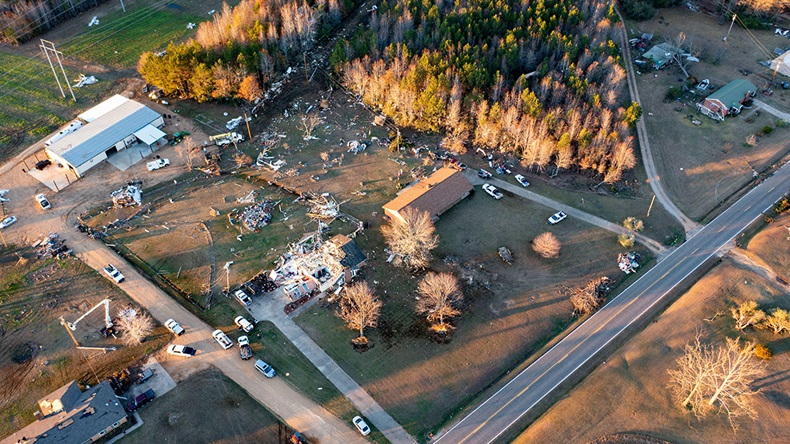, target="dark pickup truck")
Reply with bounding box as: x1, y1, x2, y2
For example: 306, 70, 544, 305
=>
126, 389, 155, 411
